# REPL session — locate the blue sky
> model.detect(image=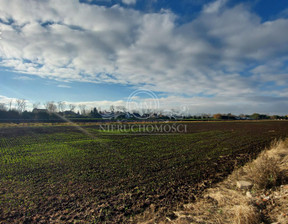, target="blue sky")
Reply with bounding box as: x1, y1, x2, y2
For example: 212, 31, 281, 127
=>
0, 0, 288, 114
